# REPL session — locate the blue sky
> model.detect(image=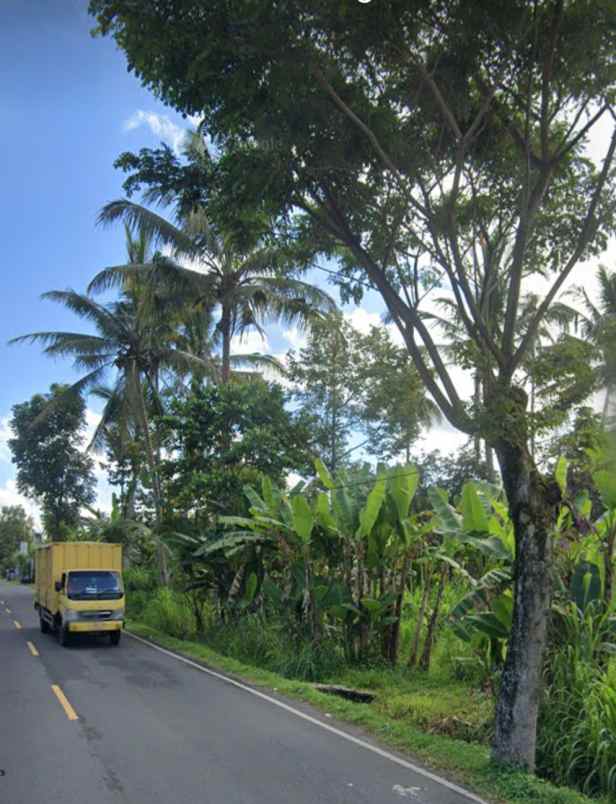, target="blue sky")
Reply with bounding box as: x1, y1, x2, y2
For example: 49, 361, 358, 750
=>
0, 1, 206, 512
